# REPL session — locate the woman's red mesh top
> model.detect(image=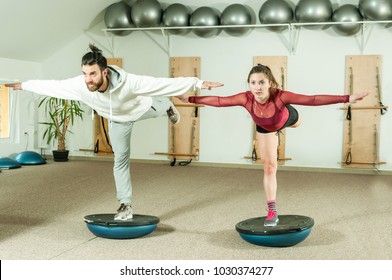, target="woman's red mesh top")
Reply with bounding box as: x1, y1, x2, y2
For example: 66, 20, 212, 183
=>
188, 89, 349, 132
